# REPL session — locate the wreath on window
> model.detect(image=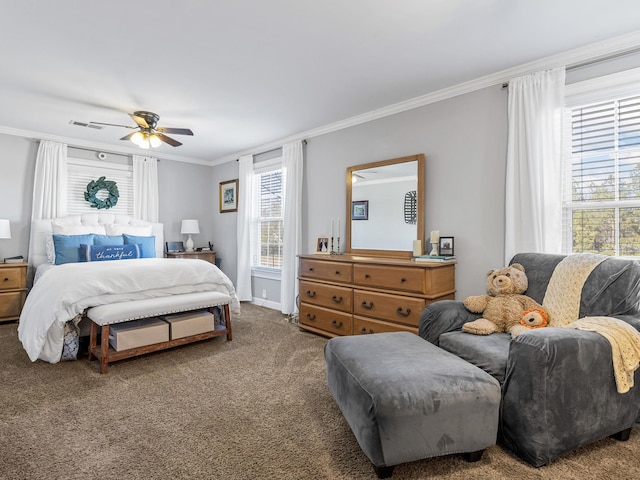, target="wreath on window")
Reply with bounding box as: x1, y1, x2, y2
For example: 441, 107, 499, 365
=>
84, 176, 119, 209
